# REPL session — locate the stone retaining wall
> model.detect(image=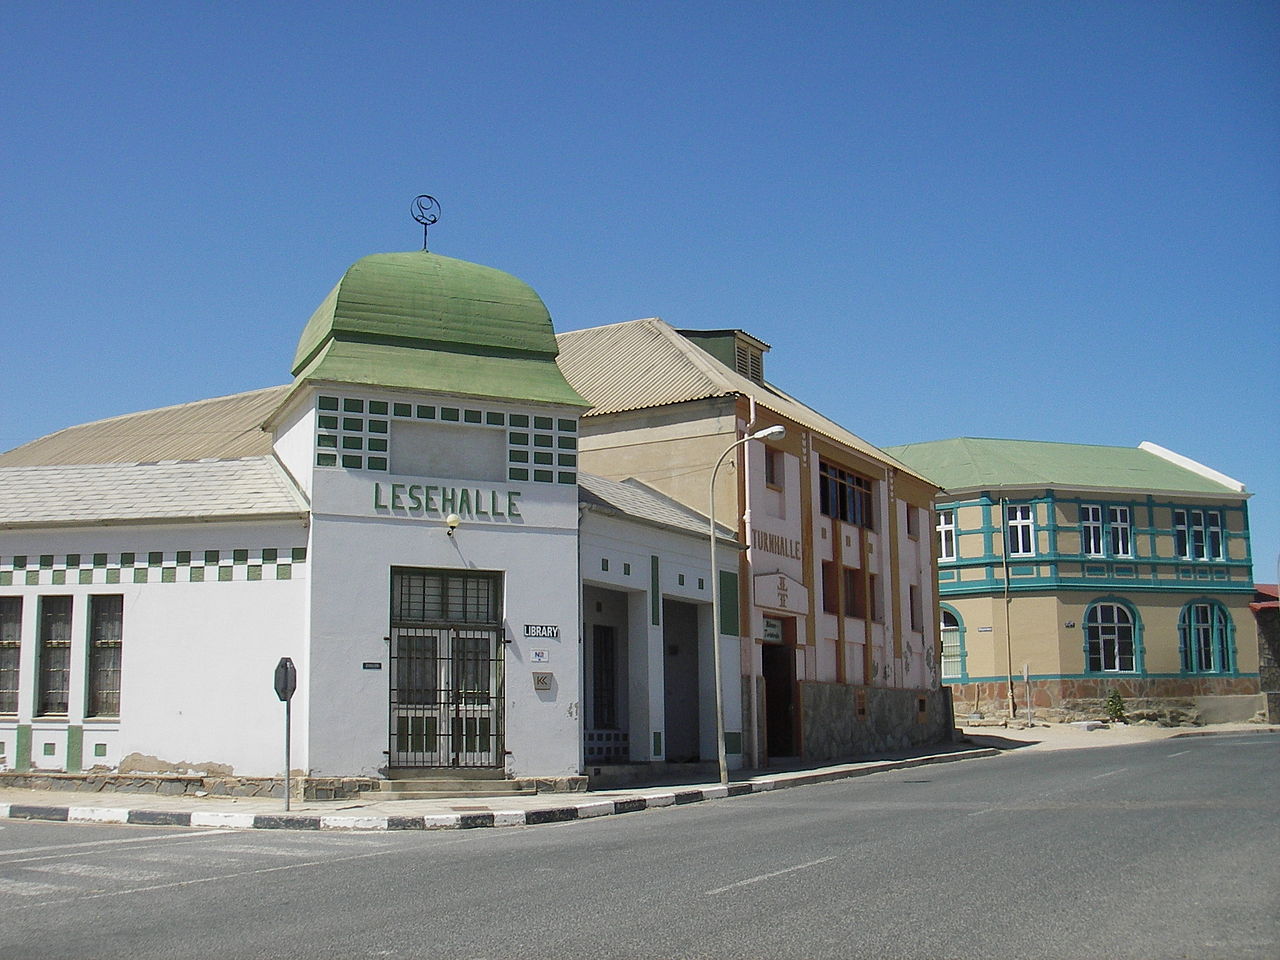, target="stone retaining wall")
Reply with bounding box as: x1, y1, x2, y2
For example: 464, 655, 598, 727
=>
799, 683, 955, 761
949, 675, 1263, 725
